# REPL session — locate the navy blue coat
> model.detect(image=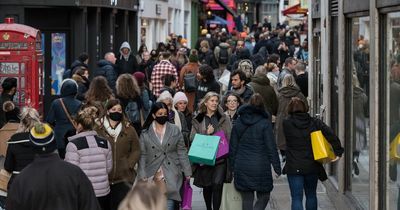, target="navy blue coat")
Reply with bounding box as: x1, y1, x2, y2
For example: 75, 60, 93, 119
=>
95, 60, 118, 90
46, 80, 82, 150
229, 104, 281, 192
